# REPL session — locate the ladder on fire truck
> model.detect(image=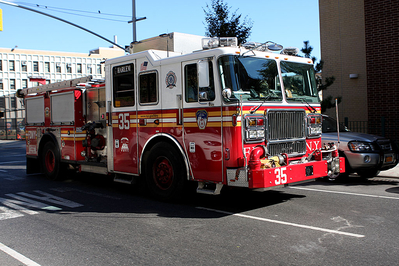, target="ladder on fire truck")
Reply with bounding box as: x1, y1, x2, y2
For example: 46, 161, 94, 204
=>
17, 76, 104, 97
